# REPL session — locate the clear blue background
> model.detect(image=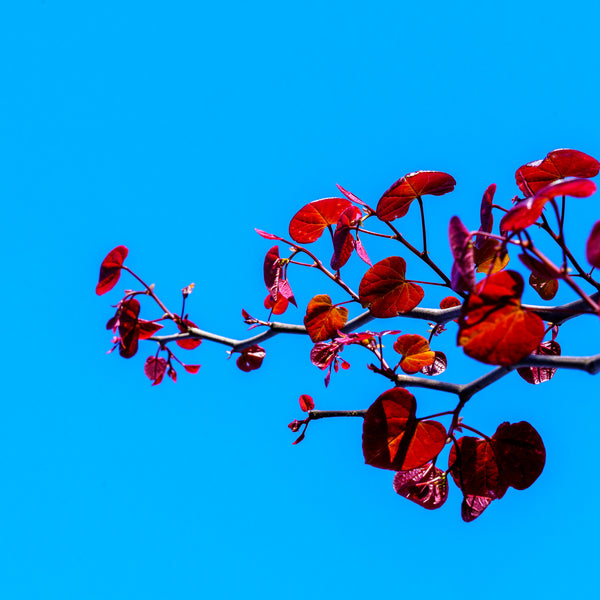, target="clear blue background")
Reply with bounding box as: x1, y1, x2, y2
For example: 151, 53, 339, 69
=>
2, 1, 599, 598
